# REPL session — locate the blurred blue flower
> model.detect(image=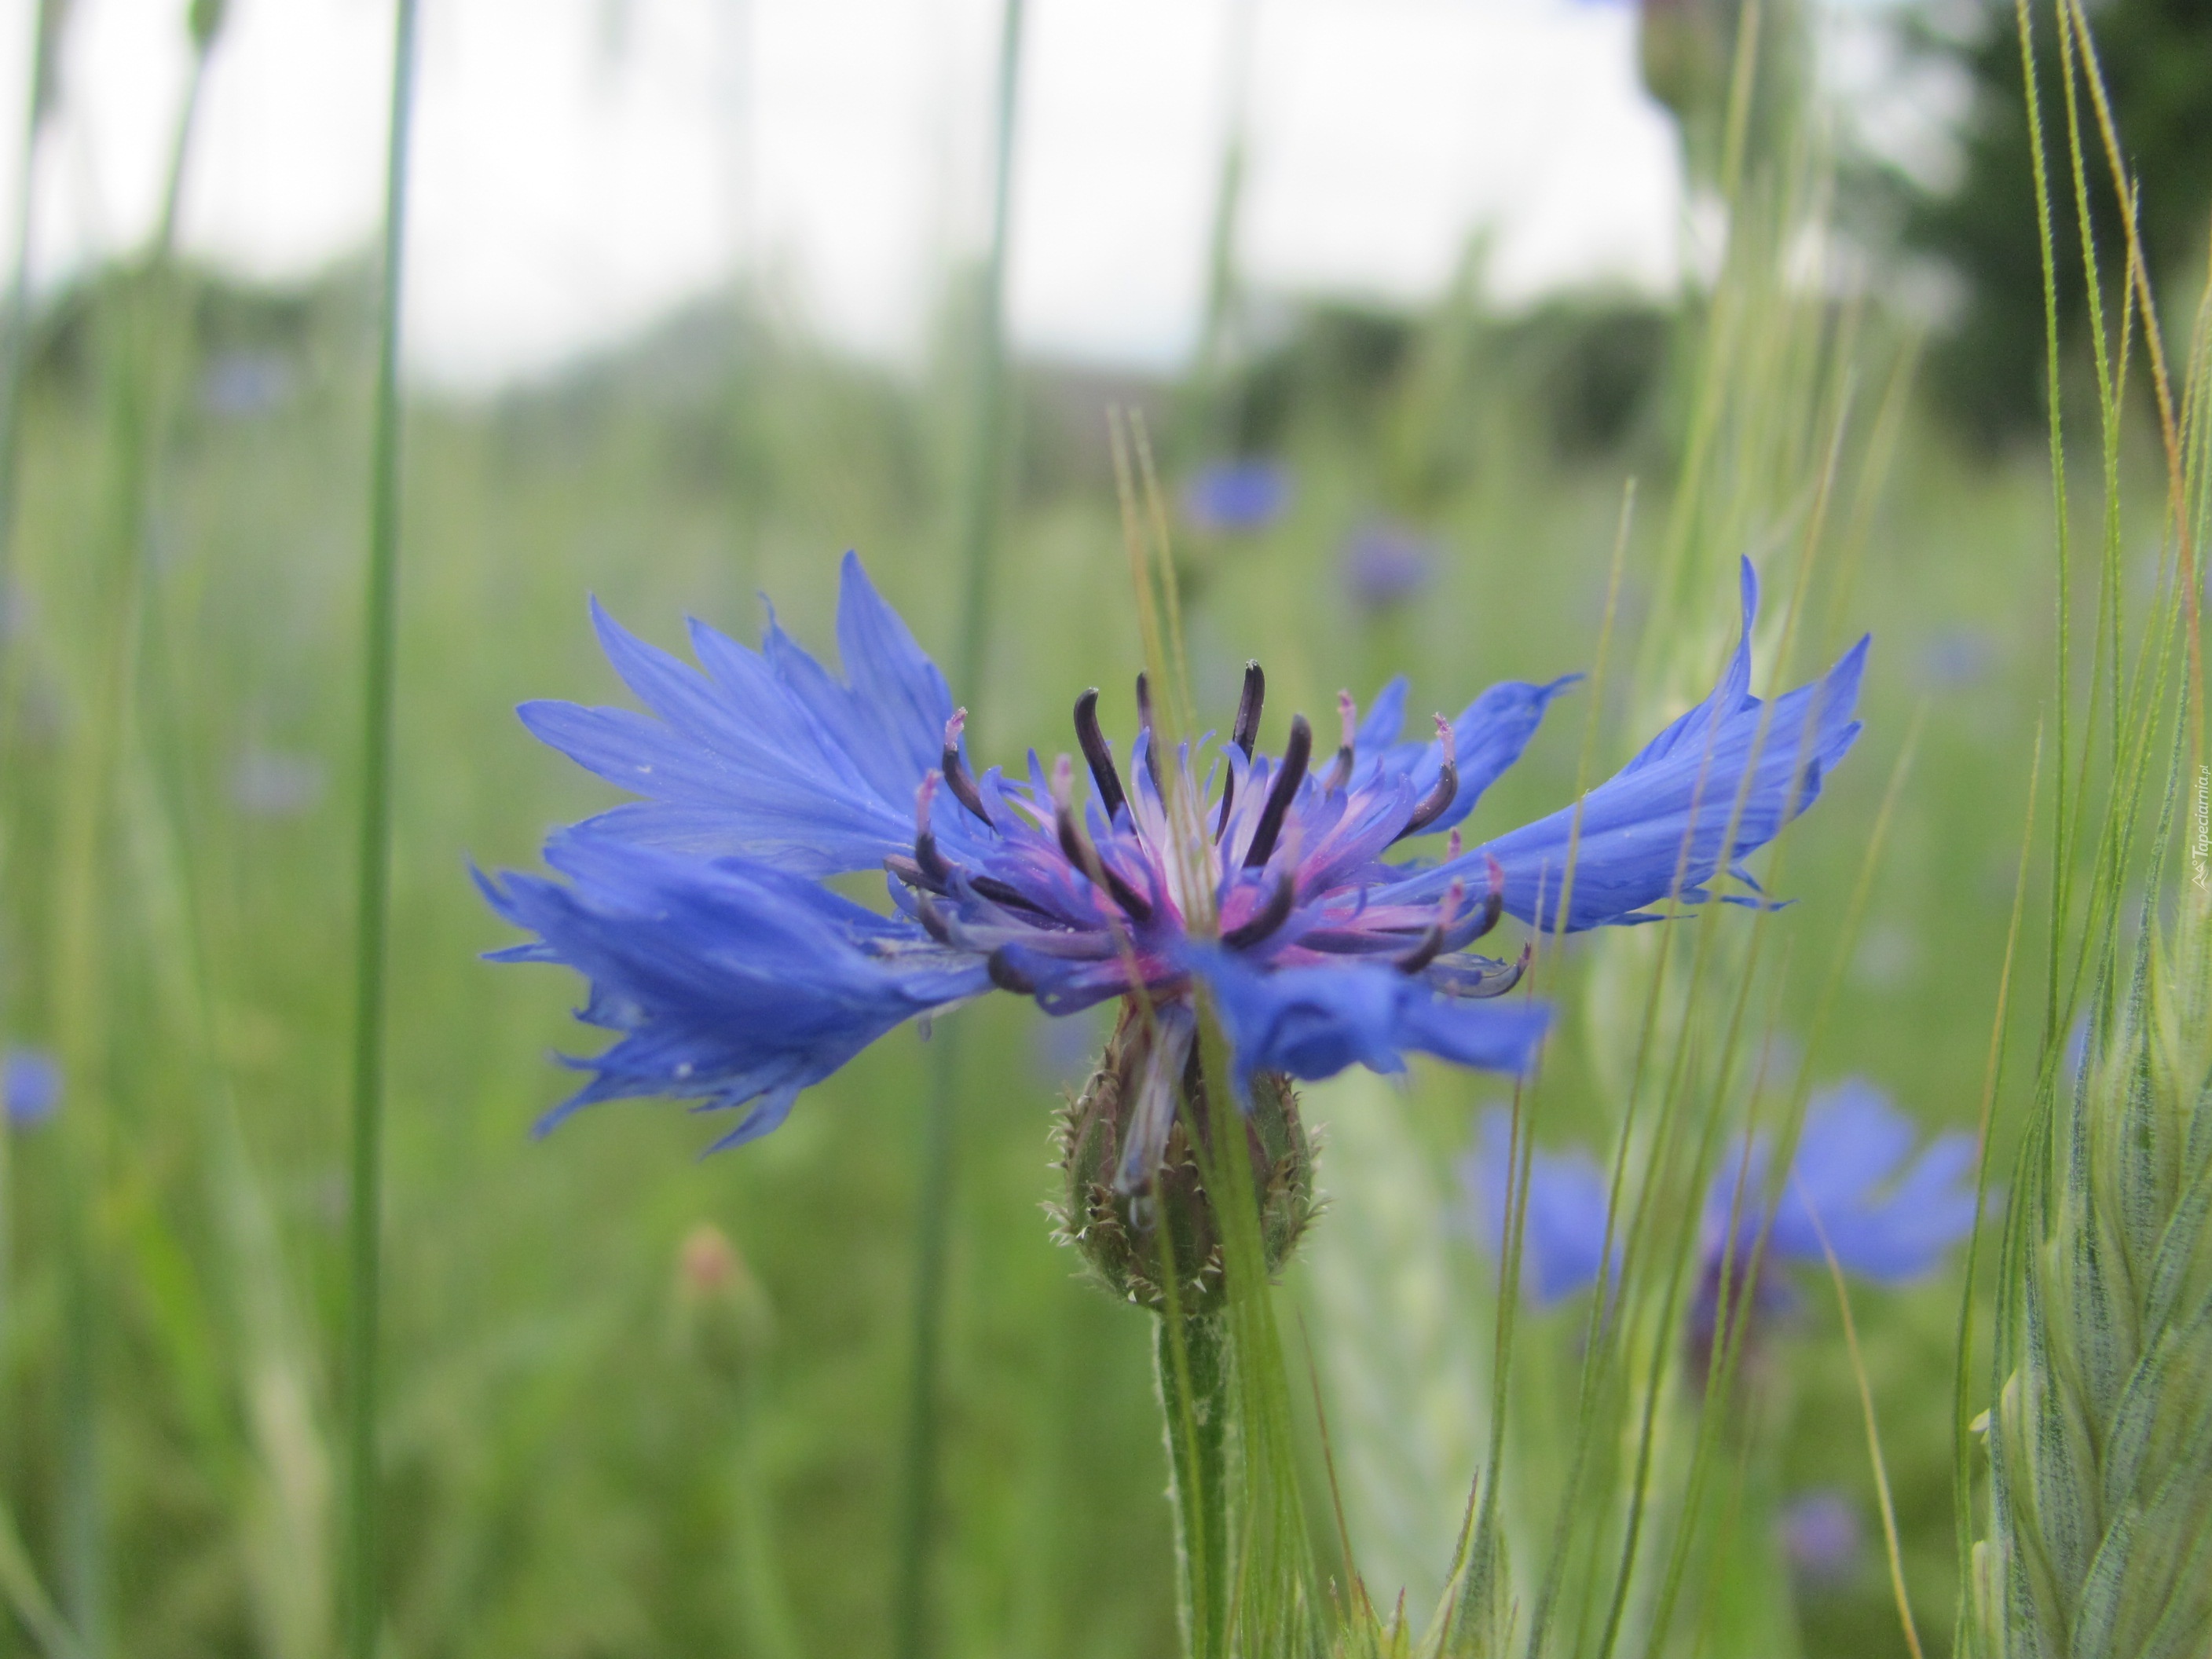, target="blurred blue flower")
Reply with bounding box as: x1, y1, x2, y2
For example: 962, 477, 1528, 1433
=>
200, 350, 295, 419
1917, 626, 1995, 690
1459, 1079, 1976, 1317
5, 1049, 61, 1129
1340, 520, 1438, 610
485, 551, 1866, 1163
1182, 460, 1292, 535
1778, 1489, 1863, 1588
1457, 1108, 1617, 1304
